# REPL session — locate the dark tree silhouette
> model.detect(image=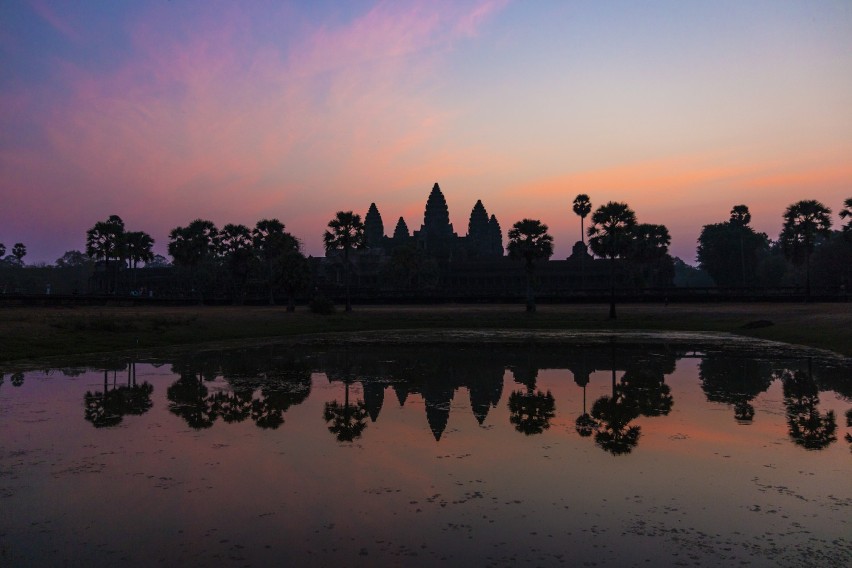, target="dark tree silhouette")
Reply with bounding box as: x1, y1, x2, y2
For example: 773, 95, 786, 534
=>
0, 243, 5, 258
168, 219, 219, 302
276, 245, 310, 312
507, 219, 554, 312
730, 204, 751, 226
697, 206, 769, 287
508, 389, 556, 435
620, 368, 672, 417
86, 215, 126, 292
779, 200, 832, 296
572, 194, 592, 244
780, 368, 837, 450
323, 381, 369, 441
839, 197, 852, 240
56, 250, 92, 268
219, 223, 254, 304
86, 215, 125, 263
323, 211, 366, 312
167, 371, 218, 430
252, 218, 296, 305
587, 202, 636, 319
699, 356, 772, 424
629, 223, 672, 288
11, 243, 26, 264
124, 230, 154, 286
